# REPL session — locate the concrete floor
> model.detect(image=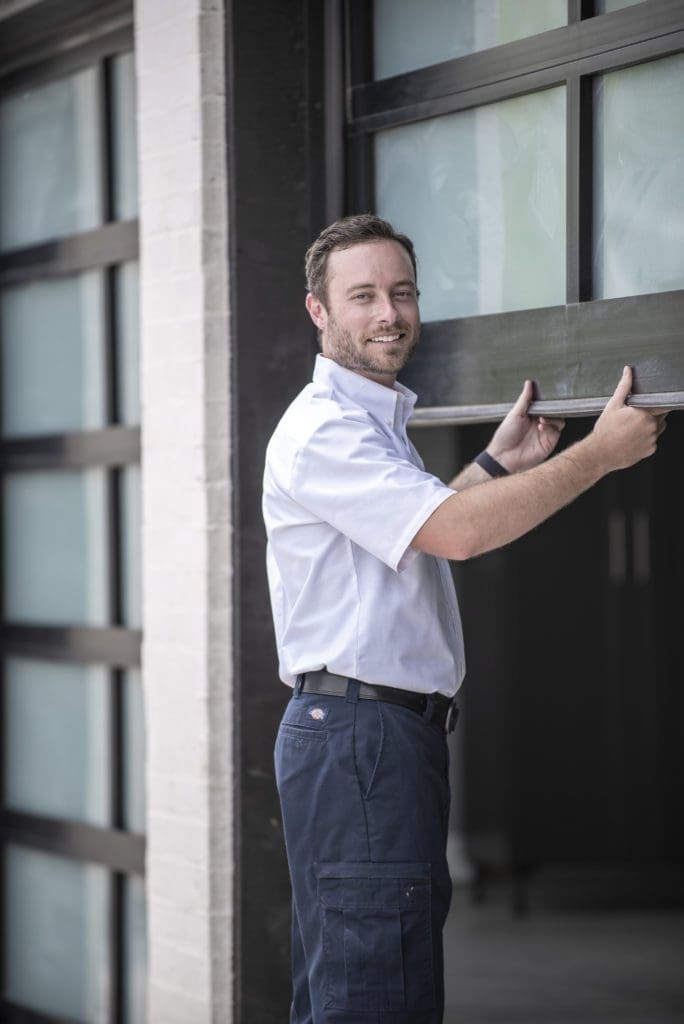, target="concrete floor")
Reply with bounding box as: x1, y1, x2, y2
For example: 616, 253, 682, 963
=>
444, 883, 684, 1024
